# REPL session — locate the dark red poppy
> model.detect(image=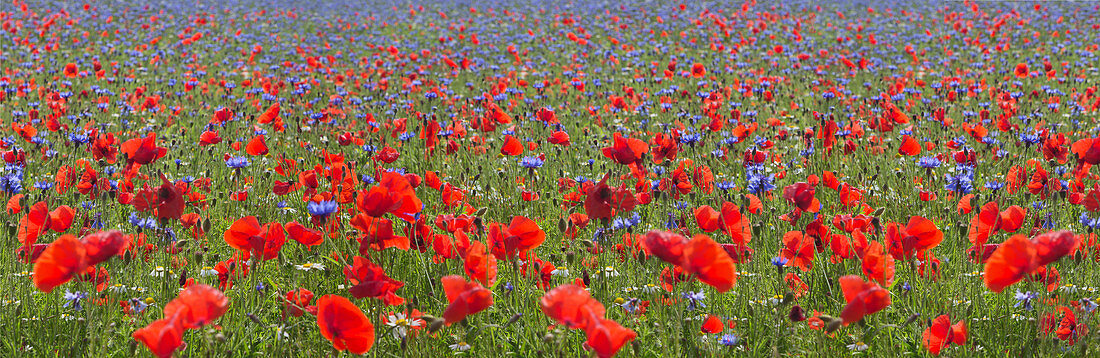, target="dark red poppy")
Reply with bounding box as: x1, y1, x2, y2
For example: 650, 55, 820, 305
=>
641, 230, 688, 266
